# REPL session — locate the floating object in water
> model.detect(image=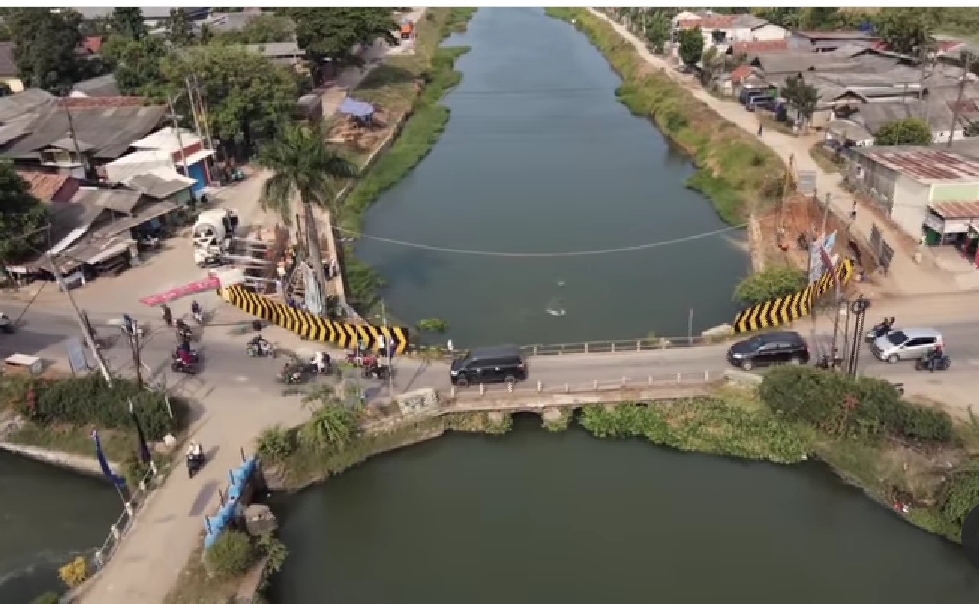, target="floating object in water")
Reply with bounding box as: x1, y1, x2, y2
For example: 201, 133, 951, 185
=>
545, 297, 566, 317
556, 280, 565, 287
